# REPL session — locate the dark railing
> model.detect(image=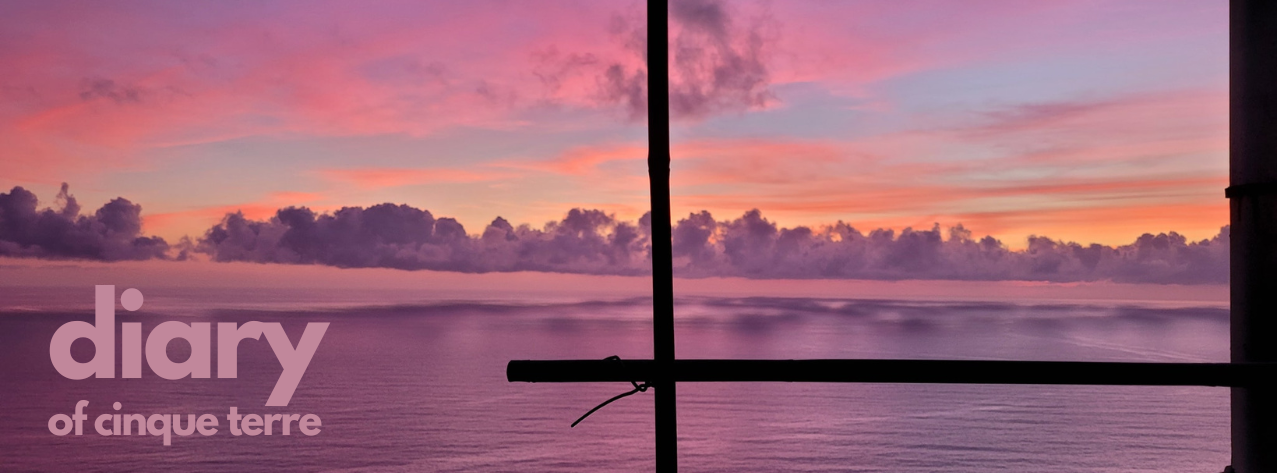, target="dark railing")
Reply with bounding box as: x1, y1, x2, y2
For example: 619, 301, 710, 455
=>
509, 359, 1277, 387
